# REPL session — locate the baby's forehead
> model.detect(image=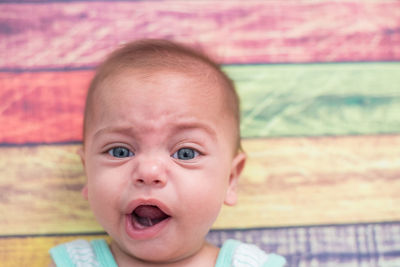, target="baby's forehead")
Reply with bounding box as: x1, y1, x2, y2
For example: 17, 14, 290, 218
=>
88, 69, 234, 140
95, 71, 220, 117
95, 65, 227, 102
